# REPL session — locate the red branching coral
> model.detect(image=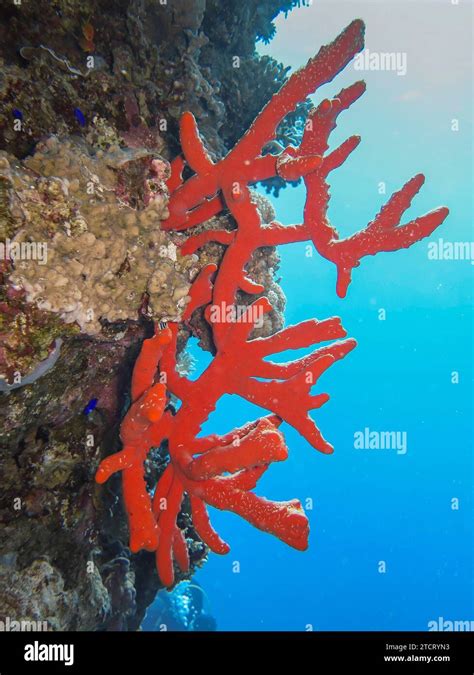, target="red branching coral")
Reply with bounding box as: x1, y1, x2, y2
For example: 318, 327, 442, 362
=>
96, 20, 449, 586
